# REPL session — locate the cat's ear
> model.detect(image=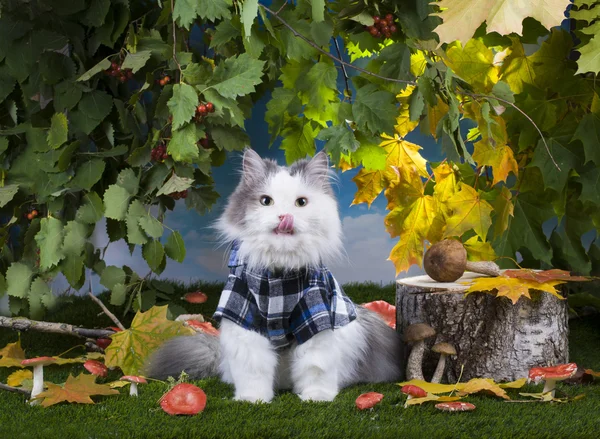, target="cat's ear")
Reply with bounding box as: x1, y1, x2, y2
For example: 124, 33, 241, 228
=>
305, 151, 330, 185
242, 148, 266, 184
